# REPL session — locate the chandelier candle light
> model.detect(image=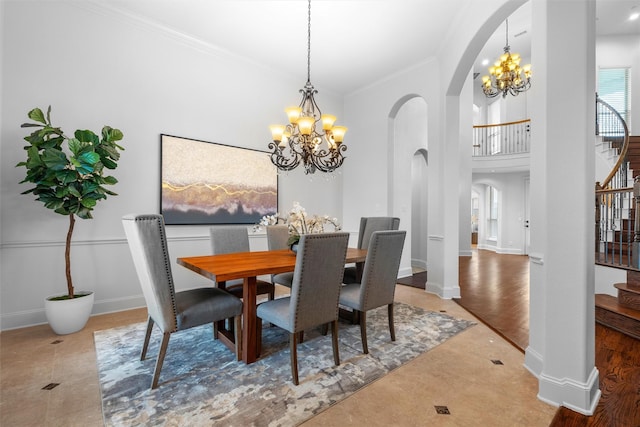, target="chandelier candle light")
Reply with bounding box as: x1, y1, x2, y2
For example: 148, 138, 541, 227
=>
268, 0, 347, 175
481, 19, 532, 98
